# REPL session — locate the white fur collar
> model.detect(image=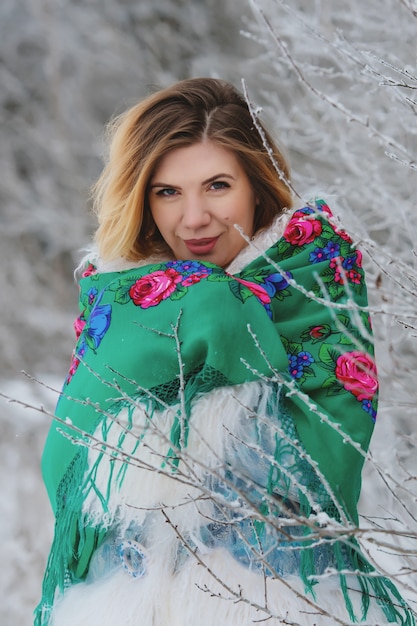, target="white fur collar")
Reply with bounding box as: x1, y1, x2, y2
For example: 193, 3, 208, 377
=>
226, 211, 291, 274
